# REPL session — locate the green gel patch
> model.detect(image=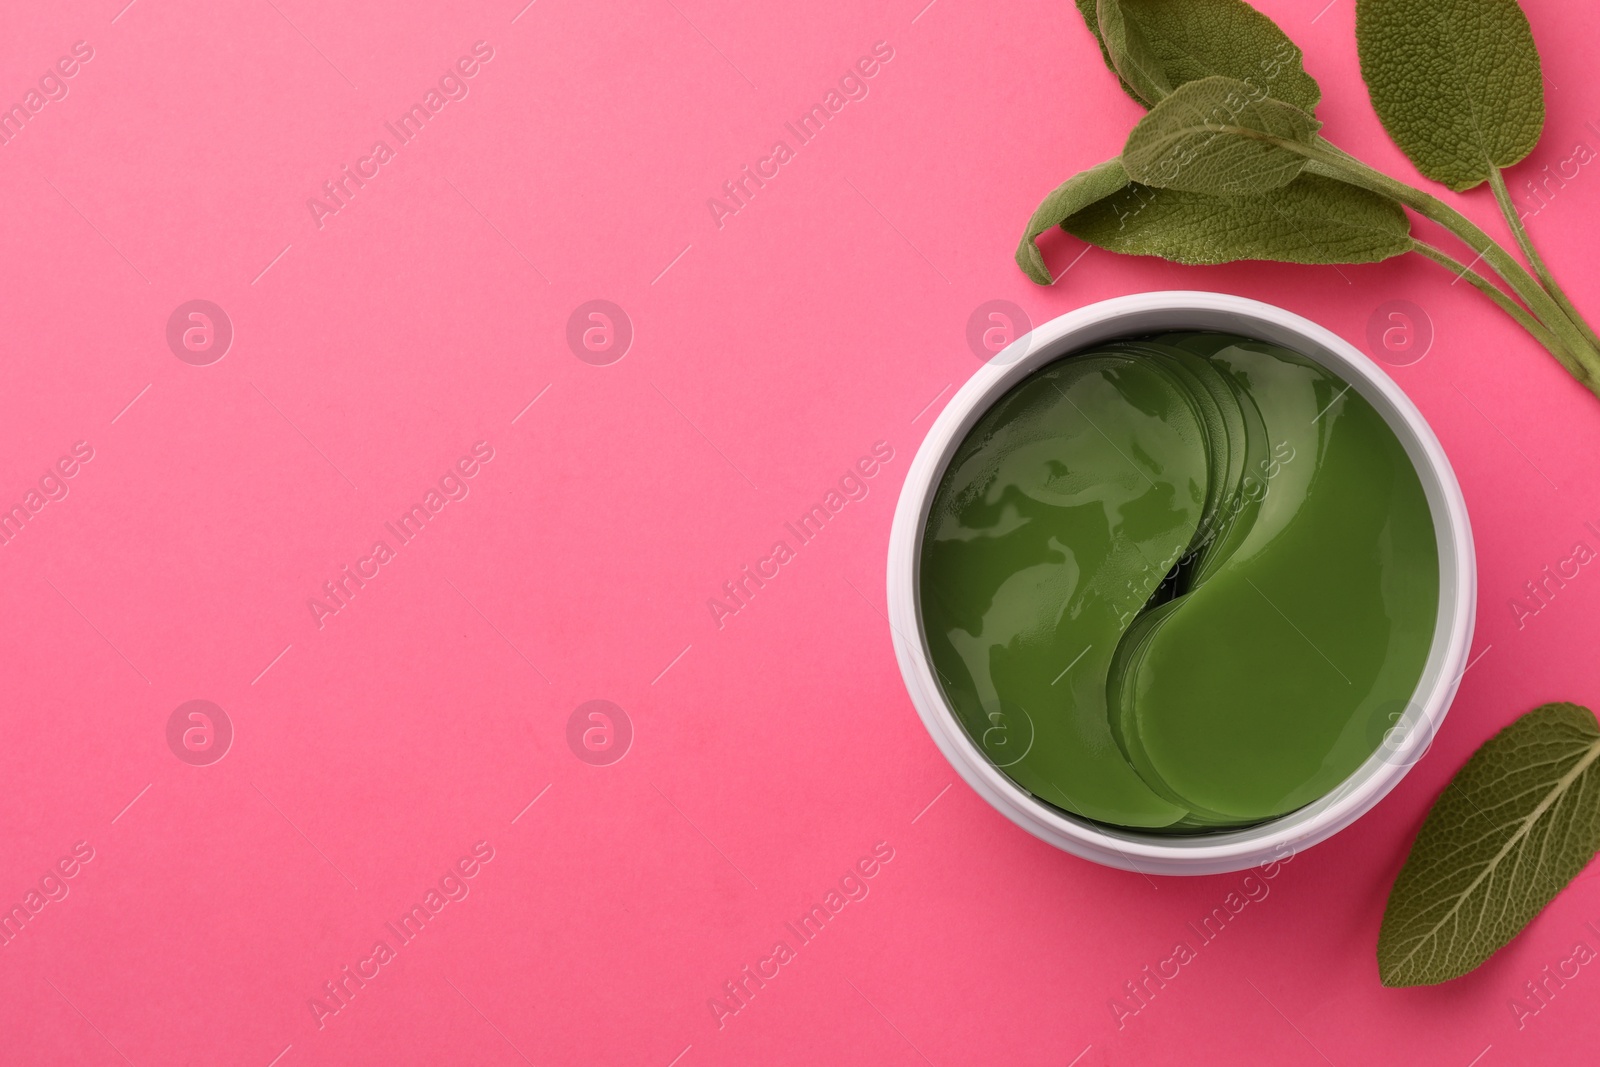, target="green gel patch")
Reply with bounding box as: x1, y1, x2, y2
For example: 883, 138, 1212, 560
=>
919, 354, 1210, 827
919, 333, 1439, 832
1118, 340, 1439, 821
